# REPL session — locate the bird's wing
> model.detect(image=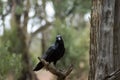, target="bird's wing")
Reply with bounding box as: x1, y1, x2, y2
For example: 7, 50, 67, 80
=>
42, 44, 56, 59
